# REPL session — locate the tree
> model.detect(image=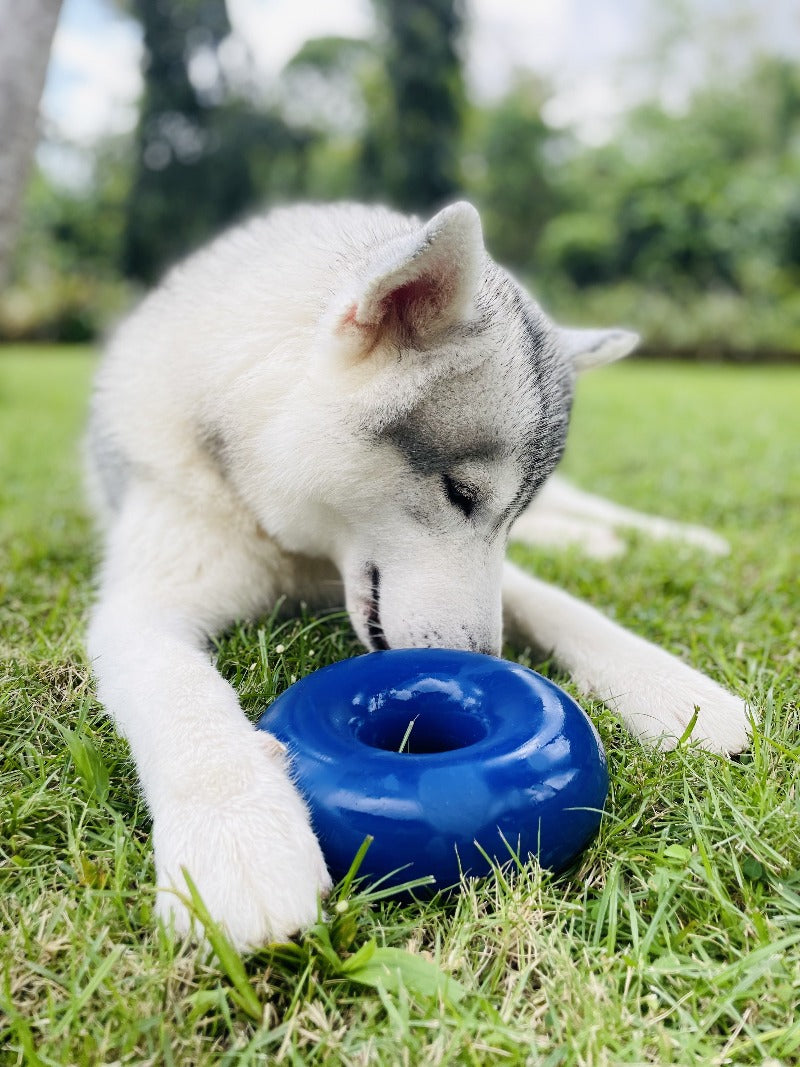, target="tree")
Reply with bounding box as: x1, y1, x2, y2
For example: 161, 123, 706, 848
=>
122, 0, 314, 282
464, 78, 562, 275
0, 0, 63, 285
361, 0, 465, 212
